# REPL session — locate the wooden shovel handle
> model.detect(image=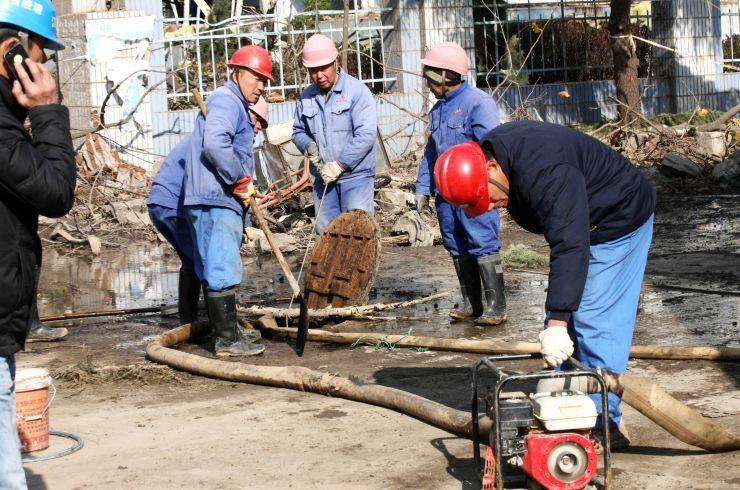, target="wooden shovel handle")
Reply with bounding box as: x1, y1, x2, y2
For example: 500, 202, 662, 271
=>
248, 196, 301, 296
